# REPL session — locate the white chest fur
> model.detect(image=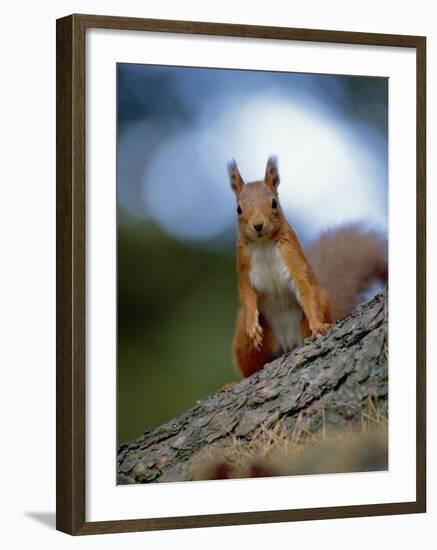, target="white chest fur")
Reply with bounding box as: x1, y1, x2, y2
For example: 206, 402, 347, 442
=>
248, 242, 303, 353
